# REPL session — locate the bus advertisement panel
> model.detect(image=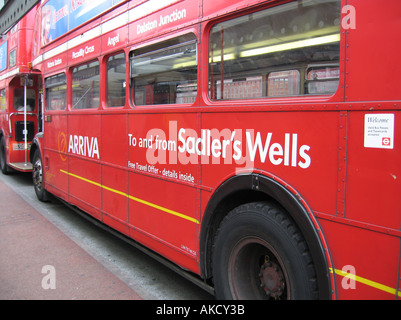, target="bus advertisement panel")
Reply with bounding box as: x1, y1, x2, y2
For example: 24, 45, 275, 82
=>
41, 0, 126, 45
